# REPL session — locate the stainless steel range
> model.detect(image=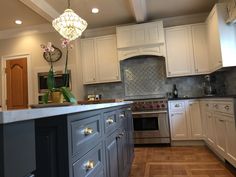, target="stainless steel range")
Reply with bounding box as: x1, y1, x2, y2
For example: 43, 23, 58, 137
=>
131, 99, 170, 145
